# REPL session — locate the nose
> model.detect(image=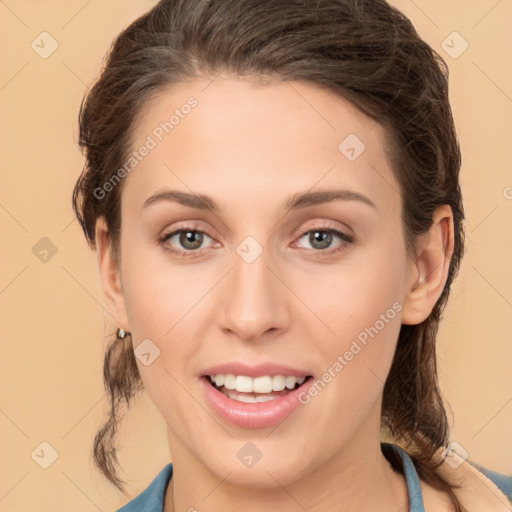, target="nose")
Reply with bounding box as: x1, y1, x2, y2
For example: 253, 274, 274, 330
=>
217, 245, 290, 343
